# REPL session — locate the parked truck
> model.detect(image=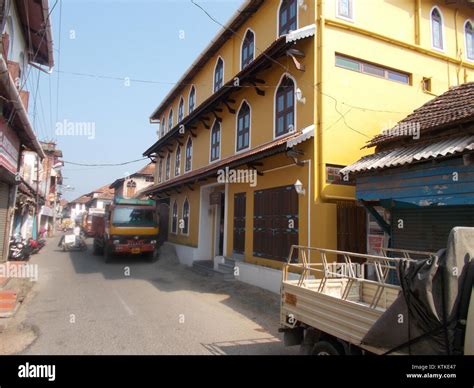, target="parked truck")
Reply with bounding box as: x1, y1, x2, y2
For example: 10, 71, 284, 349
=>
93, 198, 159, 262
280, 227, 474, 356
